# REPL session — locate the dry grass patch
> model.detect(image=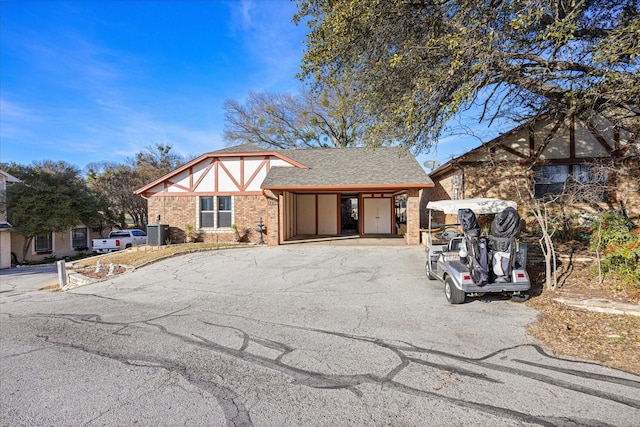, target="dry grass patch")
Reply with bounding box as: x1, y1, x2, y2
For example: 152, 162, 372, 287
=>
72, 242, 239, 269
526, 246, 640, 376
39, 281, 61, 292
